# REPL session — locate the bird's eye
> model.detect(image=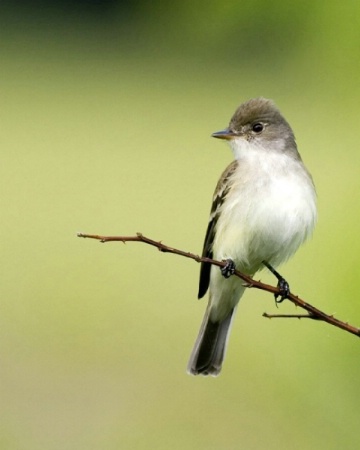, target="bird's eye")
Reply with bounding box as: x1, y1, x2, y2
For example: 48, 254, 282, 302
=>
252, 123, 264, 133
